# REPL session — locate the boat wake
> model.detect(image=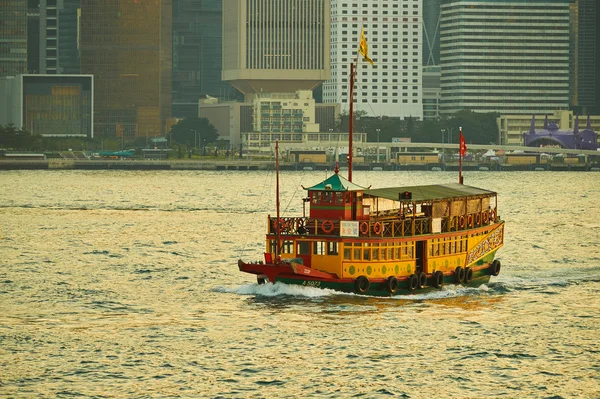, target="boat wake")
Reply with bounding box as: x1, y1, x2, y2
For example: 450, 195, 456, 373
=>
214, 282, 340, 298
214, 282, 493, 300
